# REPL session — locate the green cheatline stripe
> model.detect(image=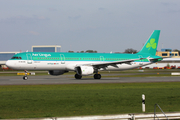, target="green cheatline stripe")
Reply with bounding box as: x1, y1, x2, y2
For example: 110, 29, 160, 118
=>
32, 57, 150, 62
